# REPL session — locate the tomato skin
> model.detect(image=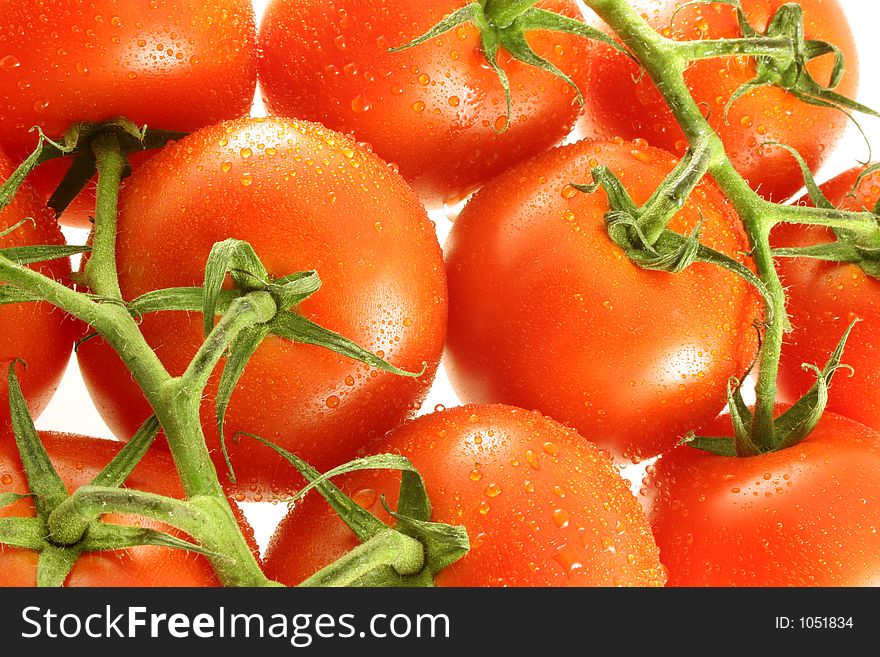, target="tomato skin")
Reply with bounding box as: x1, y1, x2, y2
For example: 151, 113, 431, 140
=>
580, 0, 858, 202
0, 153, 77, 425
444, 139, 758, 462
263, 404, 665, 587
258, 0, 589, 208
0, 432, 247, 587
649, 409, 880, 586
775, 166, 880, 432
76, 117, 447, 497
0, 0, 258, 226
